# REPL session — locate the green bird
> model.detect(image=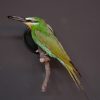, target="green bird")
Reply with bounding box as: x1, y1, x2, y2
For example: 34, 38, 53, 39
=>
7, 16, 82, 90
